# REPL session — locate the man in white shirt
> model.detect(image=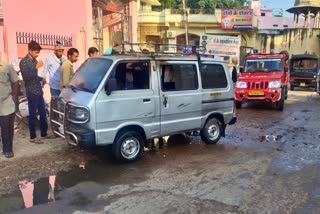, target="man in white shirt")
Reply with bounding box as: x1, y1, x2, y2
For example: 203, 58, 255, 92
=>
42, 42, 67, 97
